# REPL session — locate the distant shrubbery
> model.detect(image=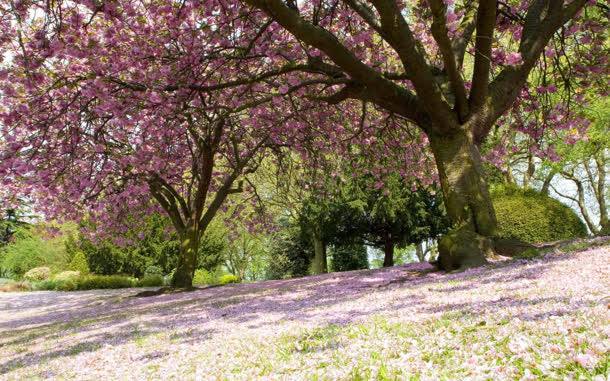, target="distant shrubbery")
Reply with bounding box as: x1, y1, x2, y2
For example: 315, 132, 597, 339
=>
491, 184, 588, 243
137, 274, 165, 287
68, 251, 90, 275
193, 269, 219, 285
220, 275, 240, 284
23, 267, 51, 282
